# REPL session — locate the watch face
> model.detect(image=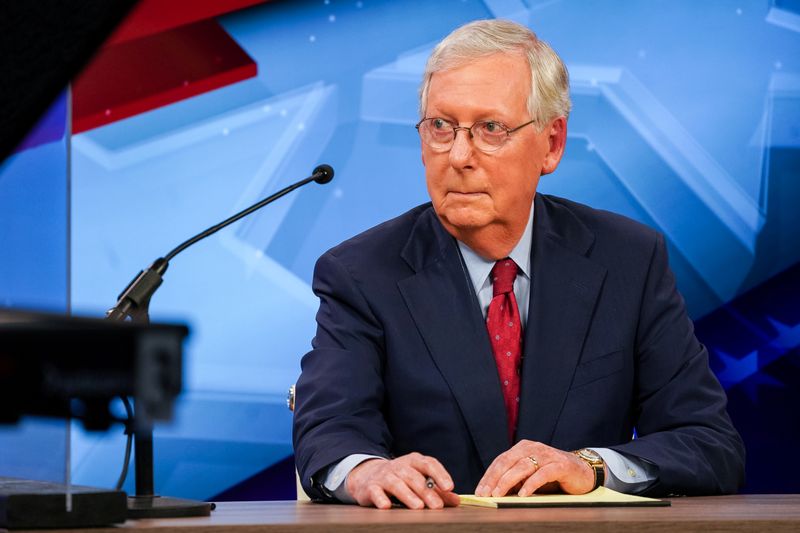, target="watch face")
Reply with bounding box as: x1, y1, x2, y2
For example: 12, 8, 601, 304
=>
577, 448, 602, 463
